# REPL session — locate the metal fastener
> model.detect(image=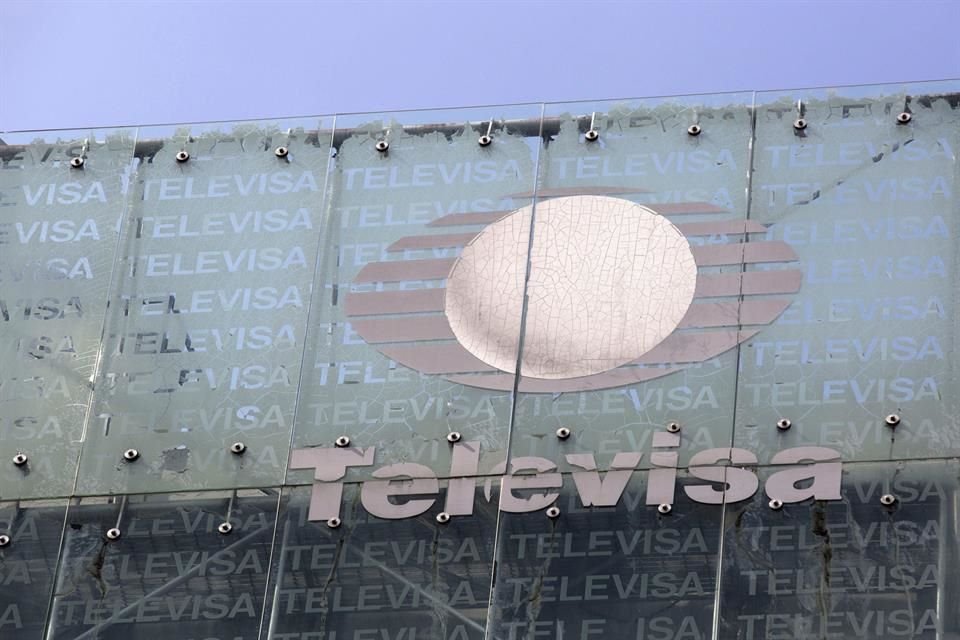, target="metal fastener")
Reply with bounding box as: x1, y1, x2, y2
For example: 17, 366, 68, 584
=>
881, 494, 897, 506
175, 150, 190, 163
326, 517, 342, 529
436, 512, 451, 524
556, 427, 571, 440
885, 414, 901, 427
687, 124, 702, 136
793, 118, 807, 131
446, 432, 462, 444
0, 534, 10, 547
478, 134, 493, 147
69, 156, 85, 169
769, 498, 783, 510
666, 422, 681, 433
896, 112, 912, 124
375, 140, 389, 153
229, 442, 247, 455
274, 146, 289, 158
105, 528, 122, 541
217, 522, 233, 535
584, 129, 599, 141
123, 448, 140, 461
777, 418, 792, 431
335, 436, 350, 448
546, 506, 561, 519
657, 503, 672, 515
12, 453, 27, 466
